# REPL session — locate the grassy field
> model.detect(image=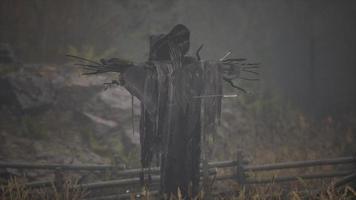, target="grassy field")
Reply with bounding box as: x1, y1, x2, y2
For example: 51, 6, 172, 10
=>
1, 177, 355, 200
